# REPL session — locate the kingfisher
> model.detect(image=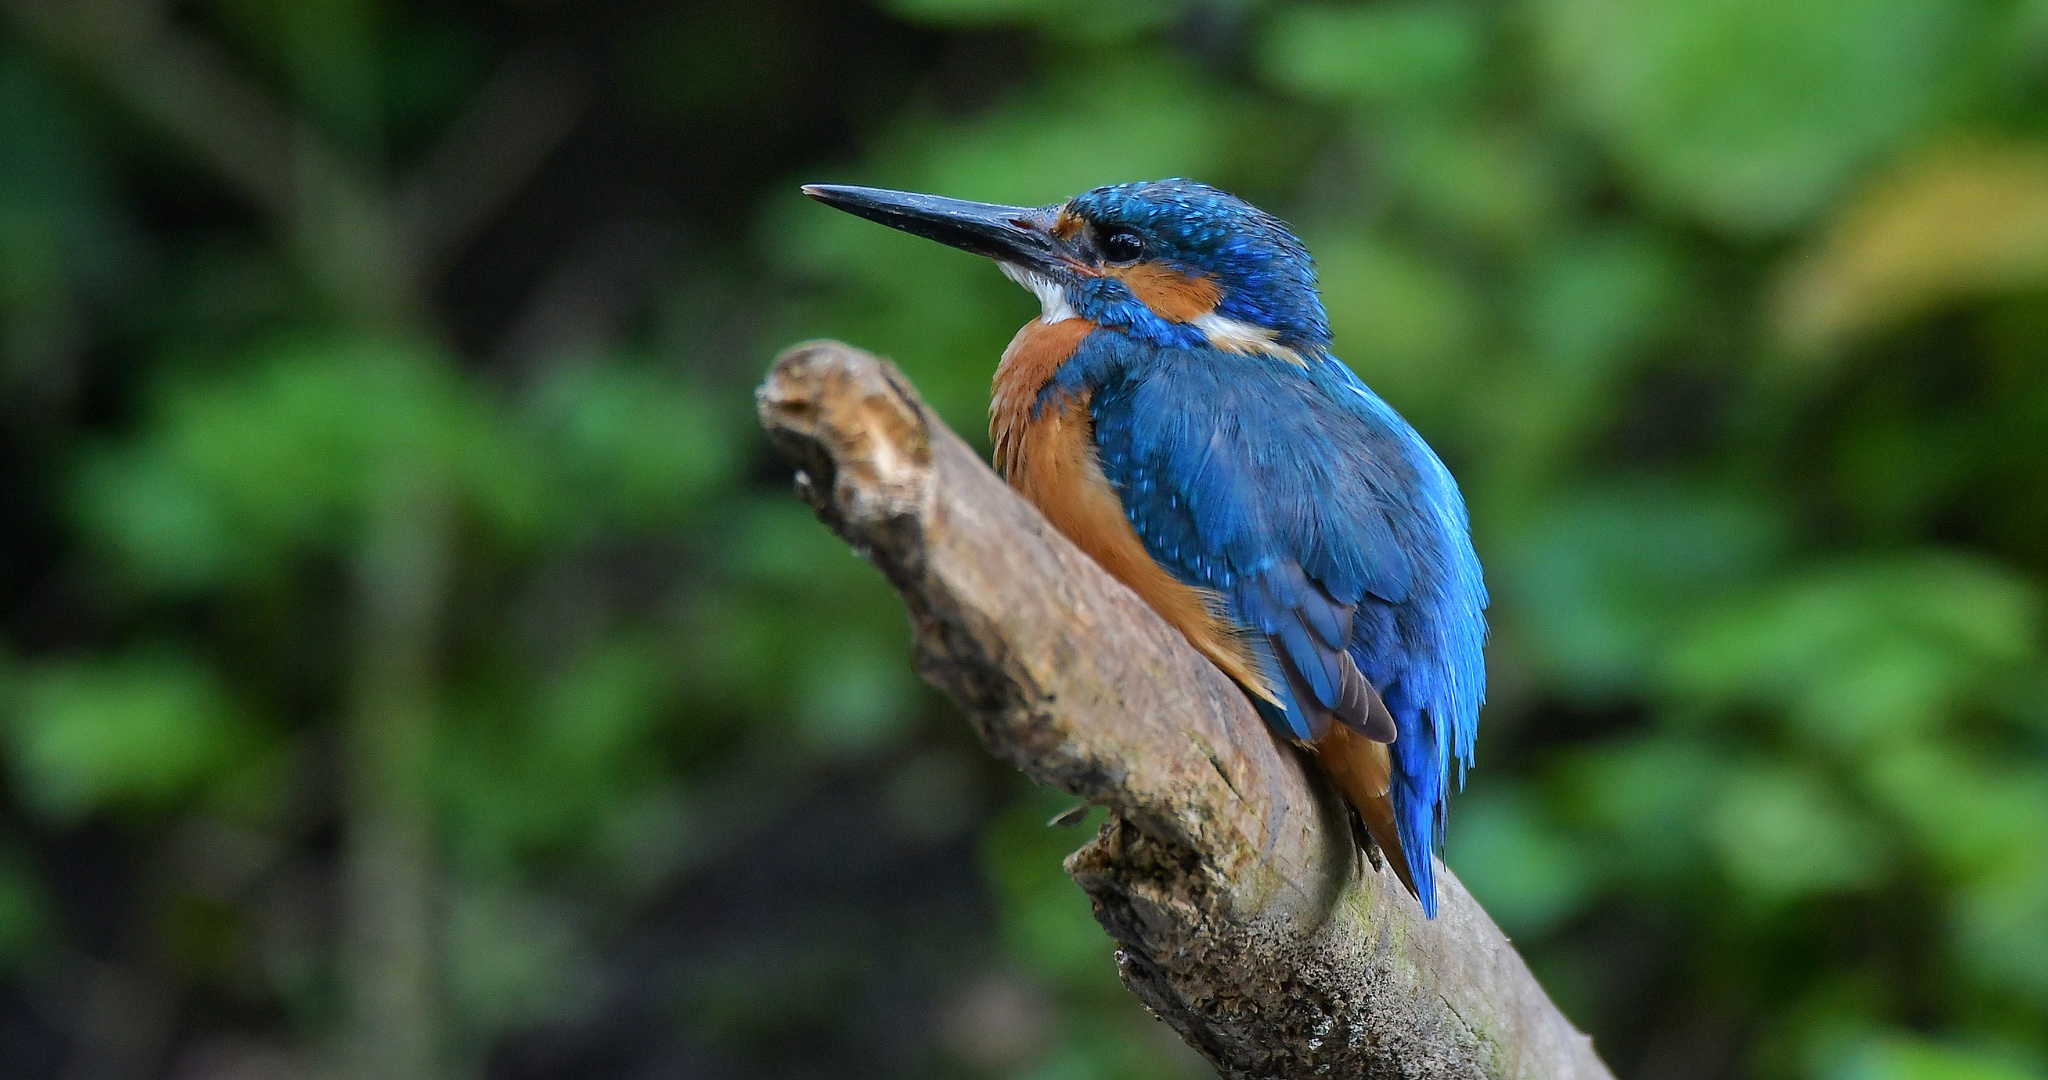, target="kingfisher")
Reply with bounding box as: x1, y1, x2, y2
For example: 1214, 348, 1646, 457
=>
803, 179, 1486, 917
